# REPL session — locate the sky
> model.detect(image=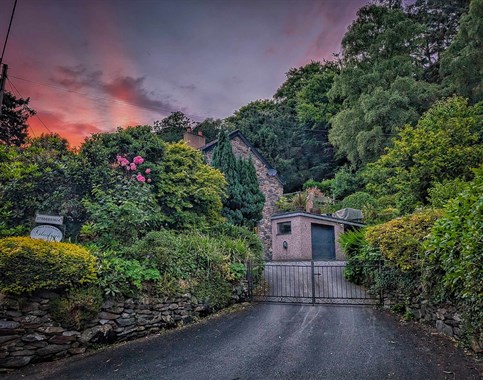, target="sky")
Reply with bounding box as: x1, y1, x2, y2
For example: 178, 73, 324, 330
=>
0, 0, 369, 146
